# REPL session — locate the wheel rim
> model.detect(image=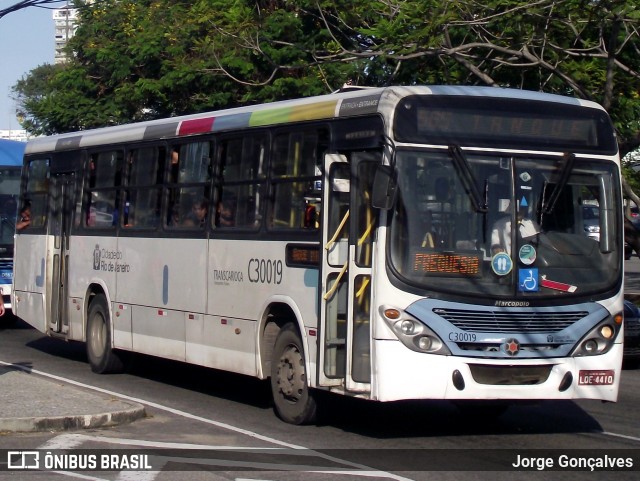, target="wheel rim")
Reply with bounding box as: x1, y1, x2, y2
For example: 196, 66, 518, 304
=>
89, 312, 106, 358
275, 343, 306, 403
